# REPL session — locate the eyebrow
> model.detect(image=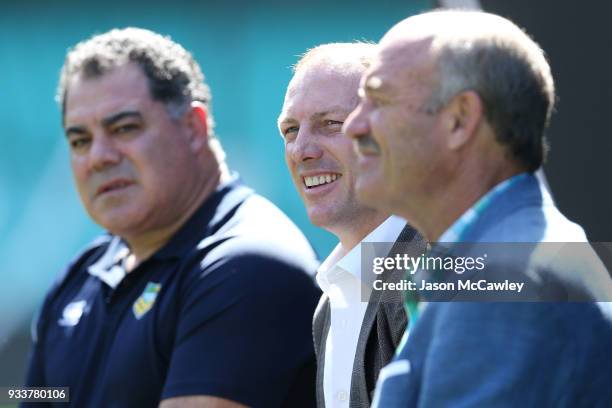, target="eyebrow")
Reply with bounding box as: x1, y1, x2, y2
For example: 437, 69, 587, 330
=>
278, 116, 296, 127
101, 111, 143, 127
279, 108, 345, 123
311, 107, 350, 119
278, 106, 352, 131
65, 111, 144, 137
64, 125, 87, 137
